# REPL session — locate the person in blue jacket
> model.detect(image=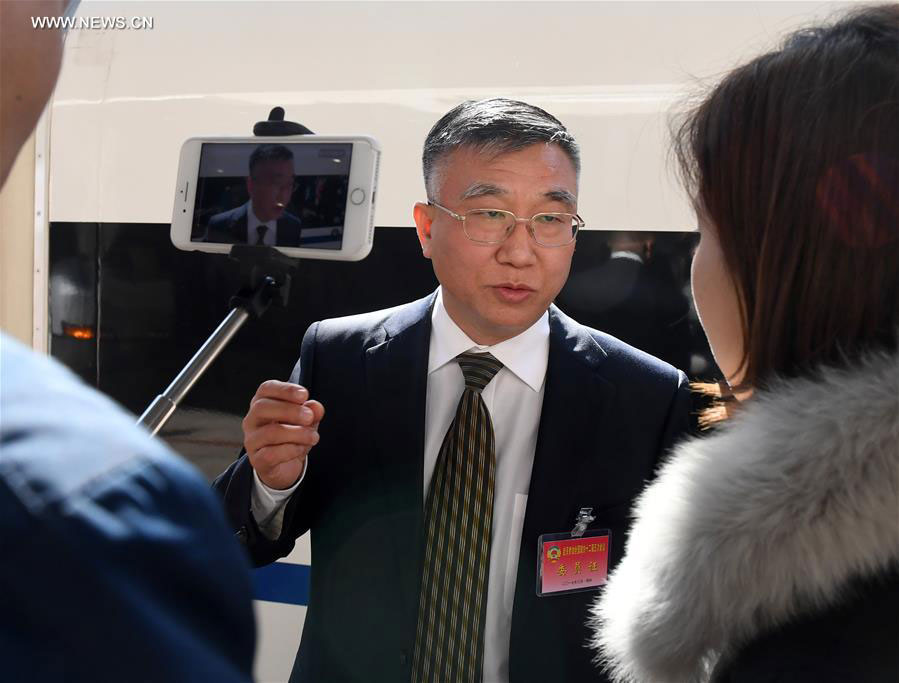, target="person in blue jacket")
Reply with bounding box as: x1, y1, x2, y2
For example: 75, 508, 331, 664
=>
0, 2, 256, 680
